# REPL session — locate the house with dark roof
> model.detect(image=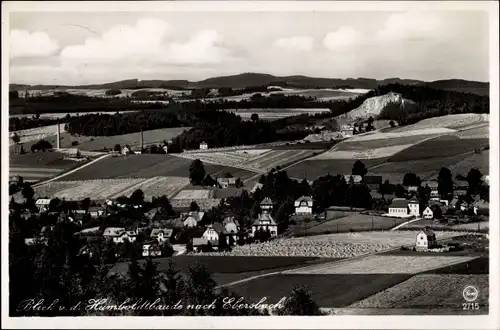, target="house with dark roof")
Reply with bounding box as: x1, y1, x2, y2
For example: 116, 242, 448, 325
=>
217, 177, 237, 189
150, 228, 173, 244
363, 176, 382, 191
252, 198, 278, 237
415, 227, 438, 251
223, 216, 240, 234
388, 198, 419, 217
453, 181, 469, 197
422, 180, 440, 199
